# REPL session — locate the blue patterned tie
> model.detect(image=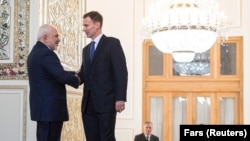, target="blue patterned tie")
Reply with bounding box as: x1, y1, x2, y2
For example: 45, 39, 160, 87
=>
89, 41, 95, 62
